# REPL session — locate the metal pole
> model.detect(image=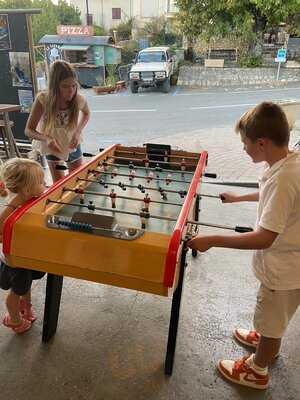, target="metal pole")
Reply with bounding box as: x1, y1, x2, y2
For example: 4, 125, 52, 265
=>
276, 61, 281, 81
